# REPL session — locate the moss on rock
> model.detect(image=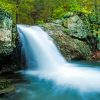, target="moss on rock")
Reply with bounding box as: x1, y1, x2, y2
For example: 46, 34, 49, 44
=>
41, 19, 92, 60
